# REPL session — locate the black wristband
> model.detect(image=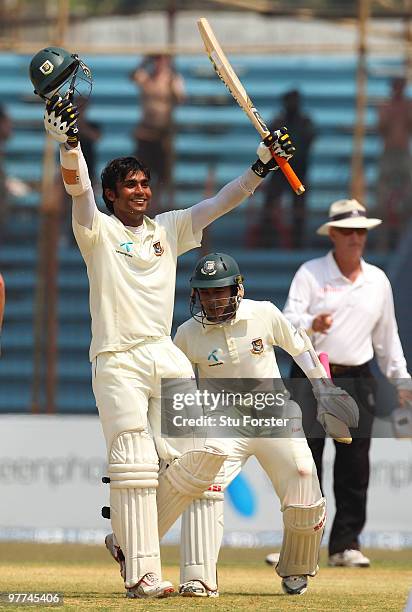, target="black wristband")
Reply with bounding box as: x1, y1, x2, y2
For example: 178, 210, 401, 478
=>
251, 159, 269, 177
